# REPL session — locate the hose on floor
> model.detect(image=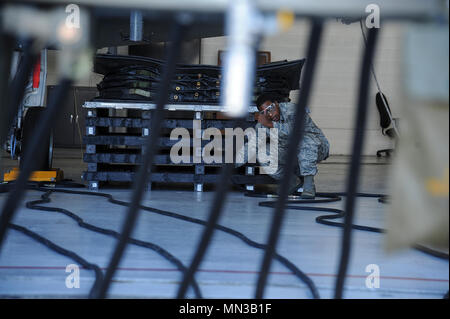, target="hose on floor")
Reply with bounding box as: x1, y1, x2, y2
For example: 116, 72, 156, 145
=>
246, 190, 449, 260
1, 182, 203, 298
26, 189, 203, 298
8, 222, 104, 298
0, 183, 321, 299
252, 189, 449, 298
1, 182, 447, 298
